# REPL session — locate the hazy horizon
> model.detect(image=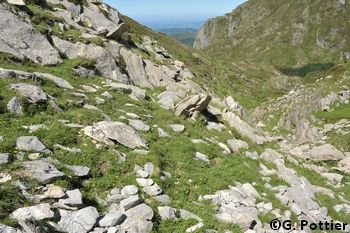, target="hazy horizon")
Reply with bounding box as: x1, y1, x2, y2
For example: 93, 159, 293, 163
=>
104, 0, 247, 30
